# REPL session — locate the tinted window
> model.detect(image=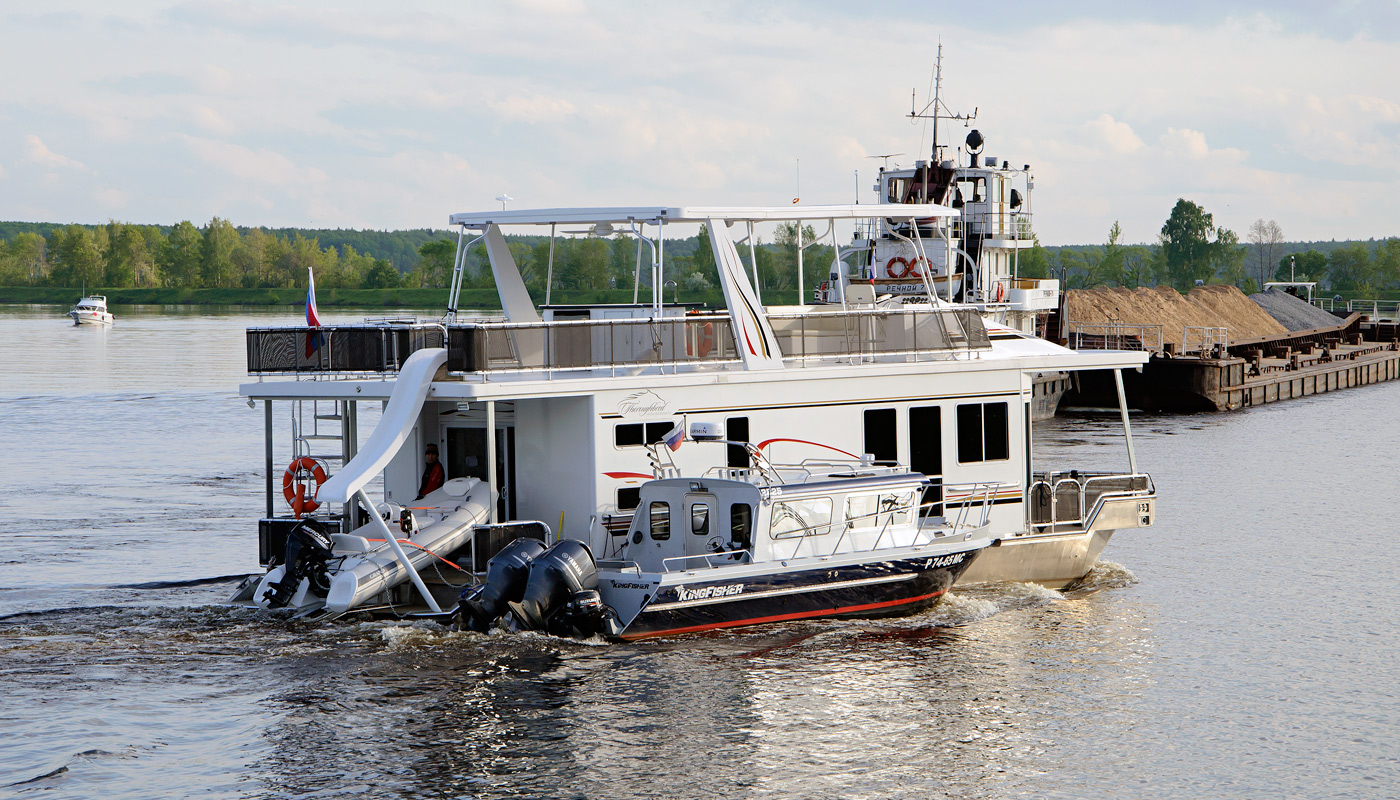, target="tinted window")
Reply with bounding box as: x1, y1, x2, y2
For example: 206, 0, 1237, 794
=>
957, 401, 1010, 463
984, 402, 1009, 461
864, 408, 897, 463
690, 503, 710, 536
730, 504, 752, 548
957, 403, 984, 462
617, 487, 640, 511
726, 416, 749, 468
645, 422, 672, 445
615, 423, 644, 447
649, 501, 670, 540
